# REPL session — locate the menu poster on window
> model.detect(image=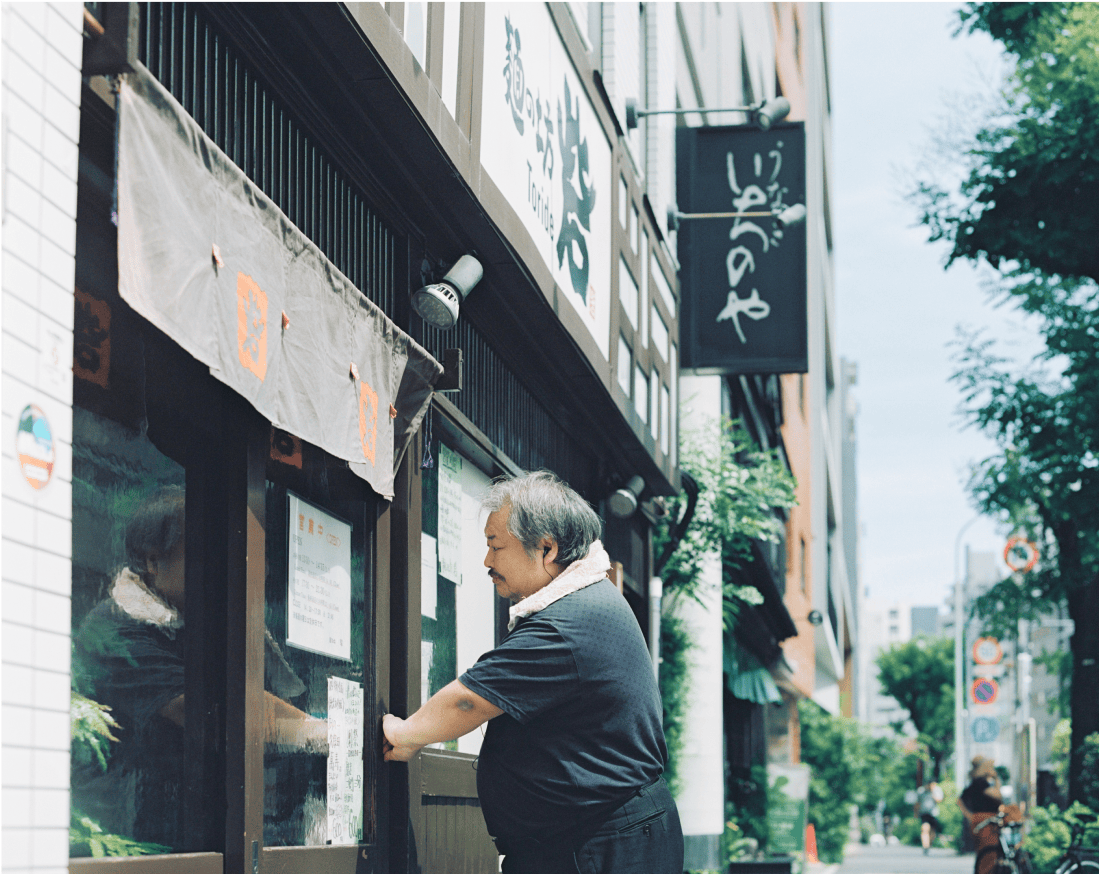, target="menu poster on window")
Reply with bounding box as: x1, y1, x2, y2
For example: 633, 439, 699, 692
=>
327, 676, 364, 845
287, 493, 352, 661
438, 445, 463, 584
